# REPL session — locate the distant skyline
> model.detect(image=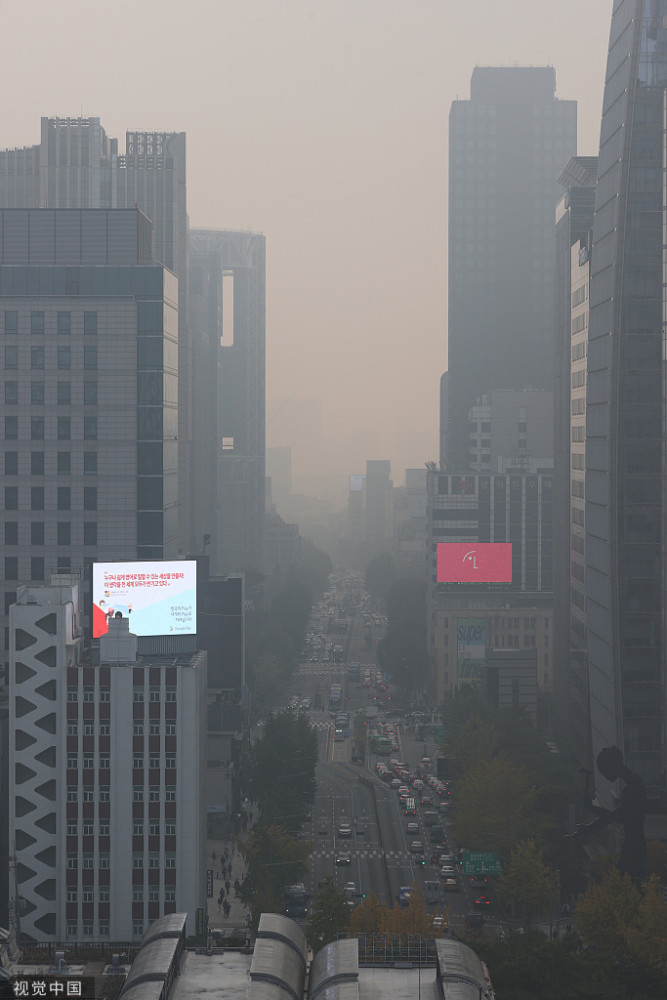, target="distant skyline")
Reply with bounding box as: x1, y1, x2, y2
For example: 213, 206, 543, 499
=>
0, 0, 612, 485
